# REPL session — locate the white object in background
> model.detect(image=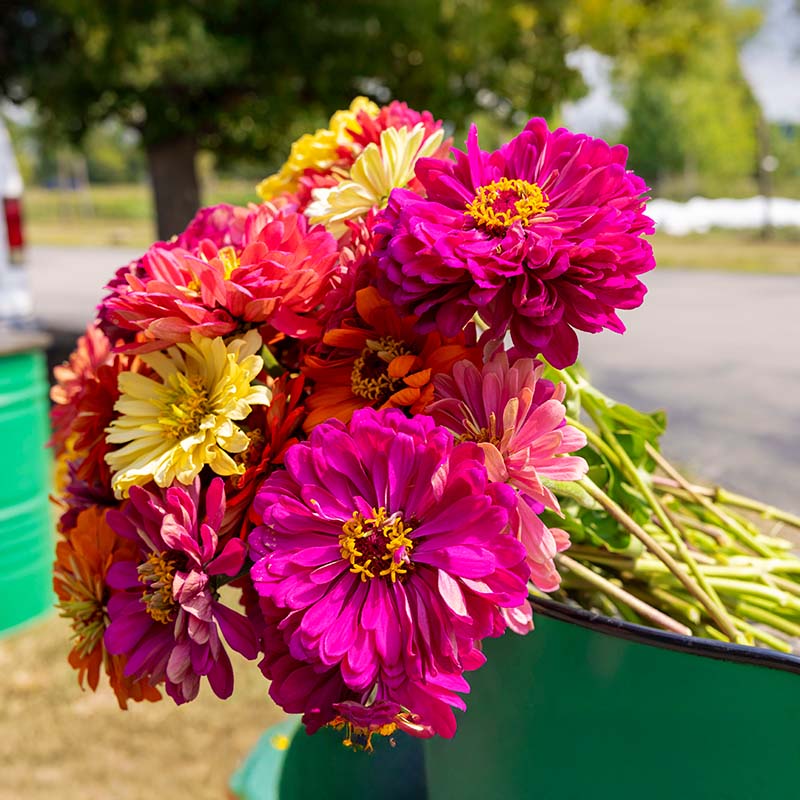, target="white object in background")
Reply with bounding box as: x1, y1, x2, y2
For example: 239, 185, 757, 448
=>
0, 118, 32, 327
648, 196, 800, 236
